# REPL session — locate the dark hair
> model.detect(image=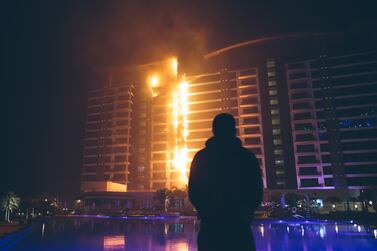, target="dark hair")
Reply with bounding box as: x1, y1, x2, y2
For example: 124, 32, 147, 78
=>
212, 113, 236, 137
